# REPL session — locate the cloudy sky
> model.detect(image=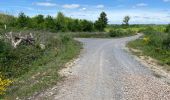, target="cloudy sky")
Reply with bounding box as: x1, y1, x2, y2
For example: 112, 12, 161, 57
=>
1, 0, 170, 24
